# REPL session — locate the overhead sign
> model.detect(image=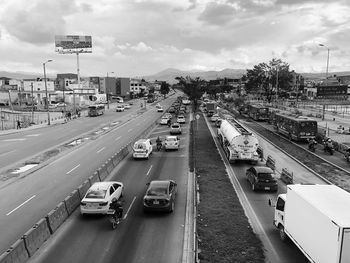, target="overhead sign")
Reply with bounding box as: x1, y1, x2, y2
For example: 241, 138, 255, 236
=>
55, 35, 92, 54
